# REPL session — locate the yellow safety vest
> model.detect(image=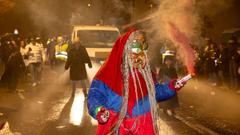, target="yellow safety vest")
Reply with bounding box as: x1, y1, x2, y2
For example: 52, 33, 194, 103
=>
55, 43, 68, 61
